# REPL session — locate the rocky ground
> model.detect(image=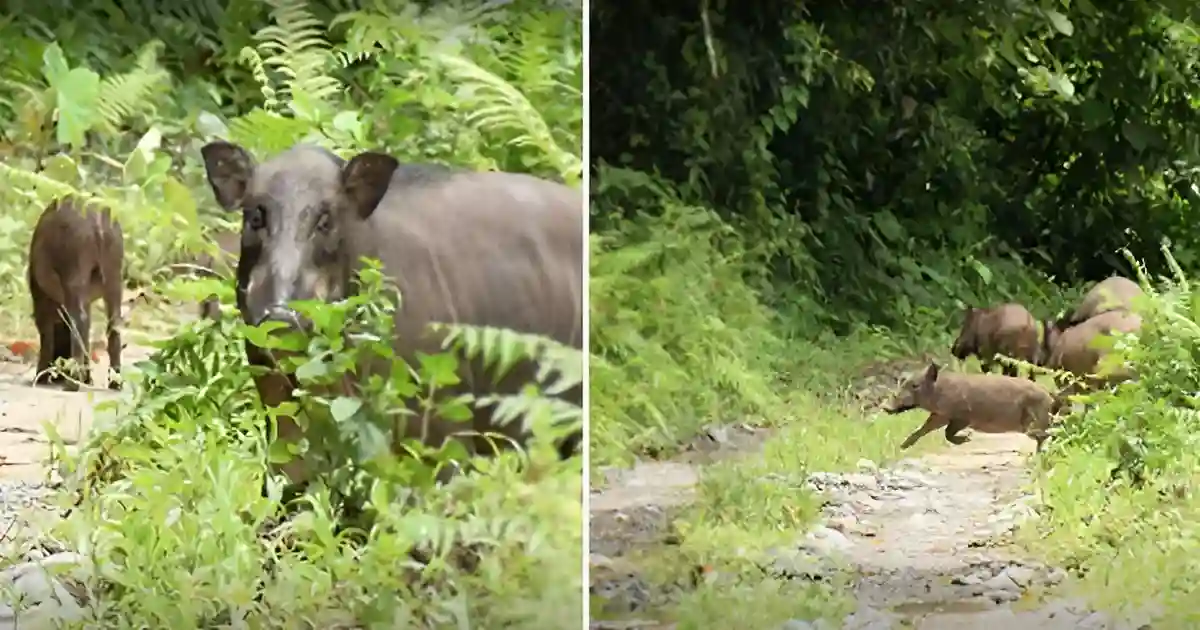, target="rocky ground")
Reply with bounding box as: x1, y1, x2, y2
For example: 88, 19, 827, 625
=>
590, 427, 1152, 630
